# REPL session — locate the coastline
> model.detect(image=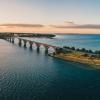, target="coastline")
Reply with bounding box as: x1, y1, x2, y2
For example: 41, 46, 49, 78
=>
49, 53, 100, 69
